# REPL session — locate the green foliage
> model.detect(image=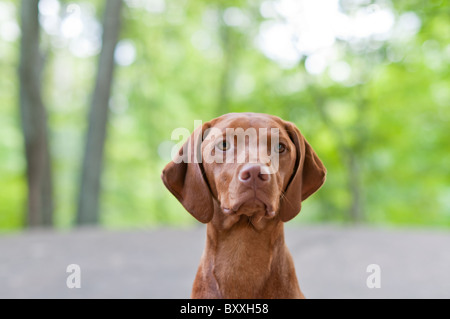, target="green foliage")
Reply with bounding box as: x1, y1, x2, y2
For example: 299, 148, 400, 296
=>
0, 0, 449, 230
